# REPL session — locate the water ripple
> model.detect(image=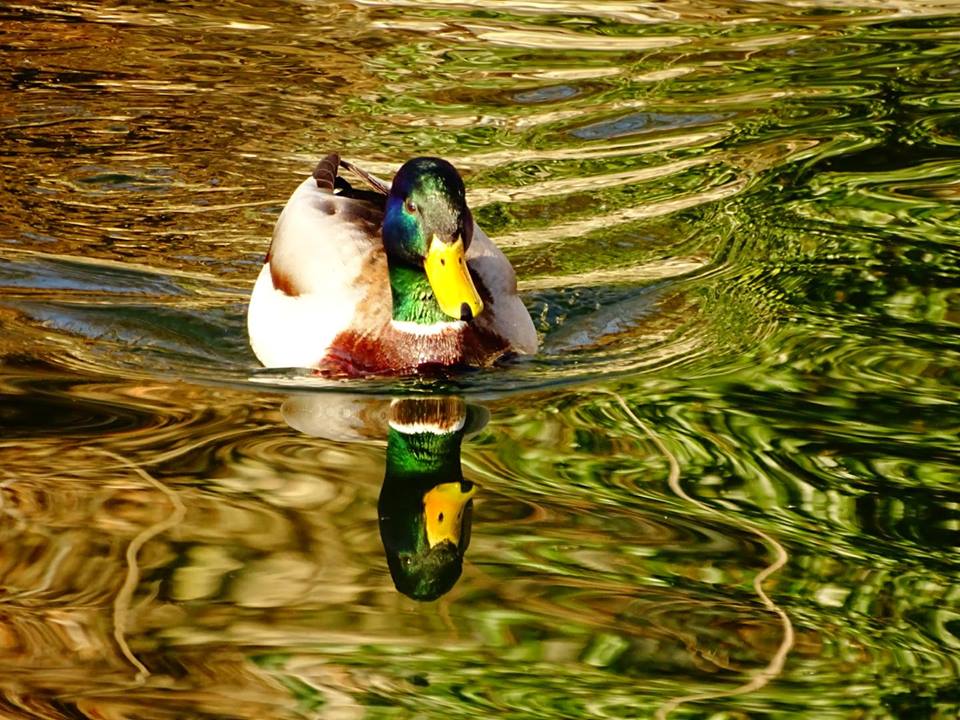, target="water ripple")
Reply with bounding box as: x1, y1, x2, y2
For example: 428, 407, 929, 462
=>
2, 1, 960, 717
